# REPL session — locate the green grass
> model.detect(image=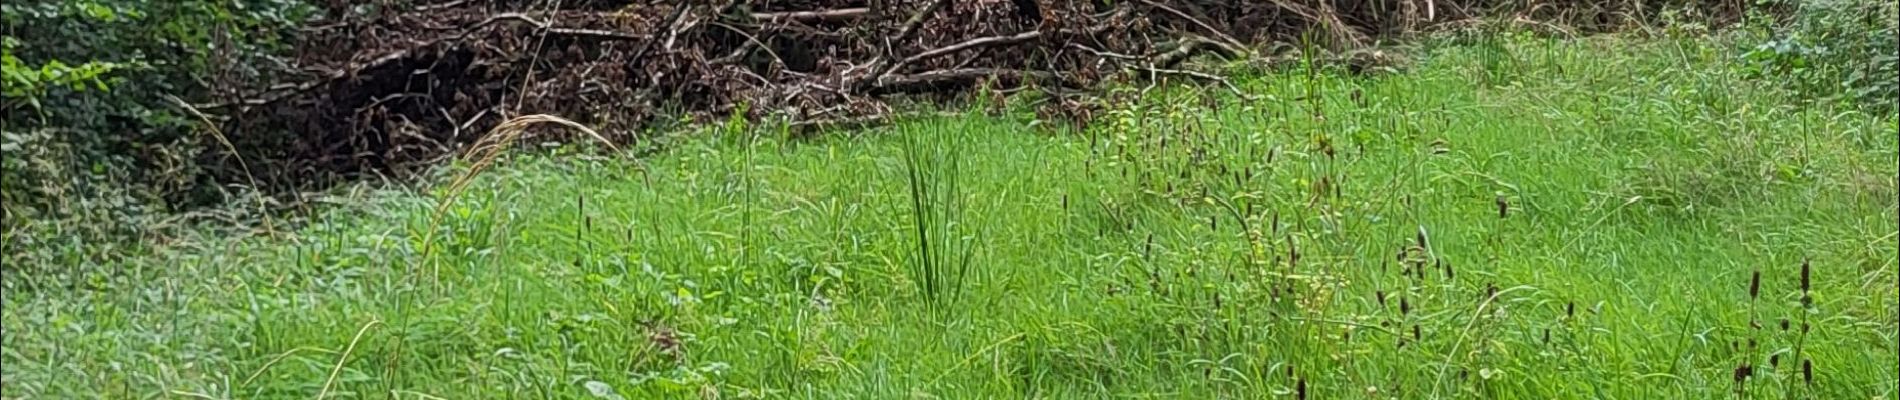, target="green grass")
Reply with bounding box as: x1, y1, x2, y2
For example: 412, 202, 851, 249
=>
5, 35, 1896, 399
